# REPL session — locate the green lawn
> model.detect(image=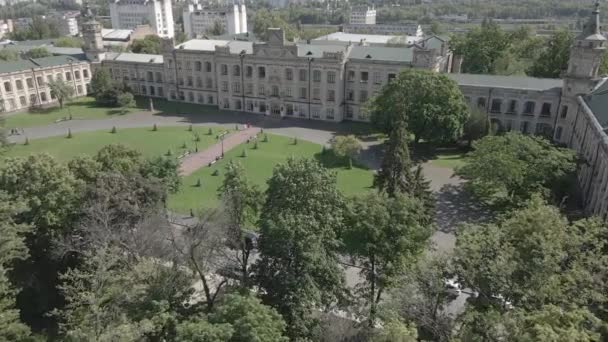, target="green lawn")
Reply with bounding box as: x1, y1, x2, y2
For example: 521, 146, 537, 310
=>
168, 134, 374, 214
3, 97, 148, 128
428, 151, 467, 169
3, 126, 226, 162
